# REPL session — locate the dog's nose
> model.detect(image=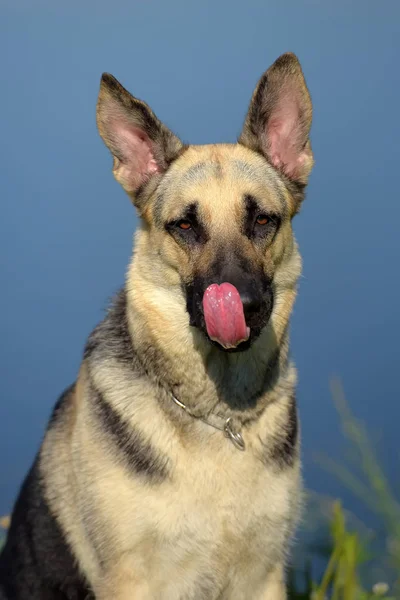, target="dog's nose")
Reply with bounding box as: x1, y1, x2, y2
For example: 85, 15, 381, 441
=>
239, 291, 263, 318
